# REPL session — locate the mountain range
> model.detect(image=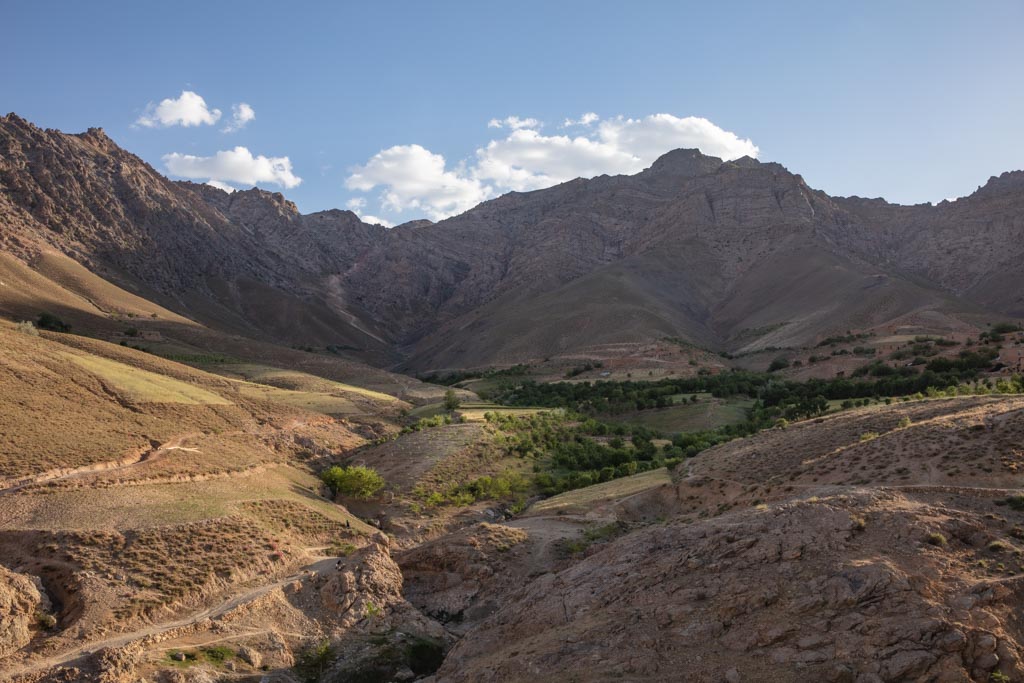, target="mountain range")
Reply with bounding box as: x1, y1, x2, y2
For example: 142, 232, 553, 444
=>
3, 112, 1022, 373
